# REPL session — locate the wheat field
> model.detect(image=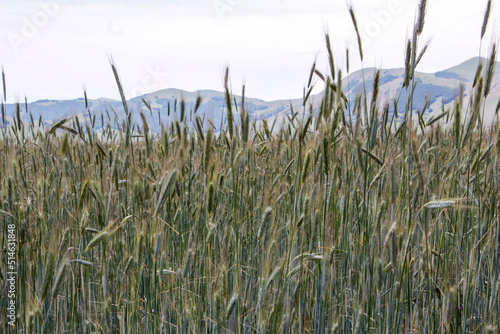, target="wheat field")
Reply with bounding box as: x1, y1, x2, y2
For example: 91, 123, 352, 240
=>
1, 0, 499, 333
